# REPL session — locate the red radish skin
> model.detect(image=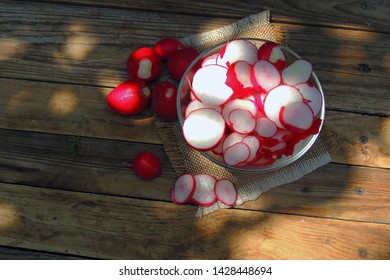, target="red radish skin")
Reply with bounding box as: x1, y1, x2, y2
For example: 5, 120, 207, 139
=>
214, 179, 238, 206
192, 174, 217, 207
201, 53, 219, 67
167, 47, 200, 81
257, 41, 286, 70
250, 59, 281, 93
182, 108, 226, 151
151, 81, 178, 121
170, 174, 196, 204
153, 38, 184, 61
281, 59, 313, 85
106, 79, 151, 115
225, 60, 256, 98
127, 47, 162, 83
124, 151, 161, 180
